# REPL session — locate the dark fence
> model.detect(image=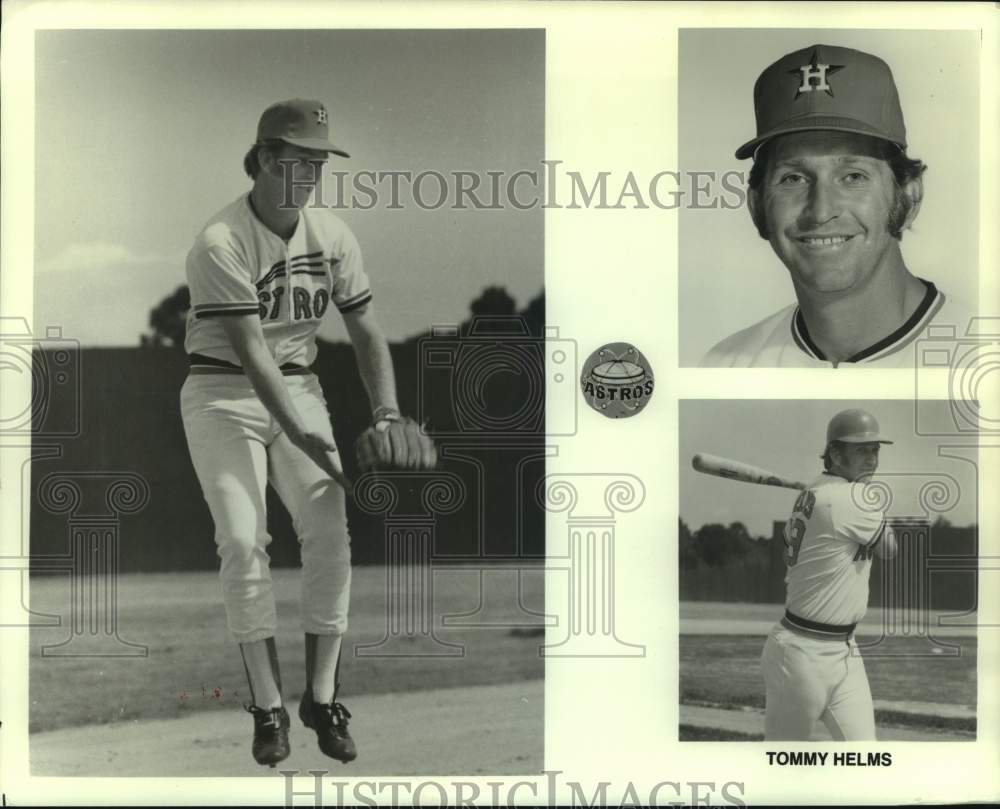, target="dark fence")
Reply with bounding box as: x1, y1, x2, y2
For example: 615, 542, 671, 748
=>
29, 338, 546, 572
680, 520, 977, 612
